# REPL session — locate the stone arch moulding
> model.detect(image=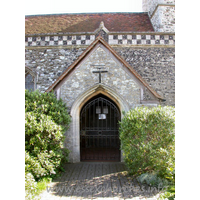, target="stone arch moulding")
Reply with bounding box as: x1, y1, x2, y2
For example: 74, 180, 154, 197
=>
69, 83, 130, 163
